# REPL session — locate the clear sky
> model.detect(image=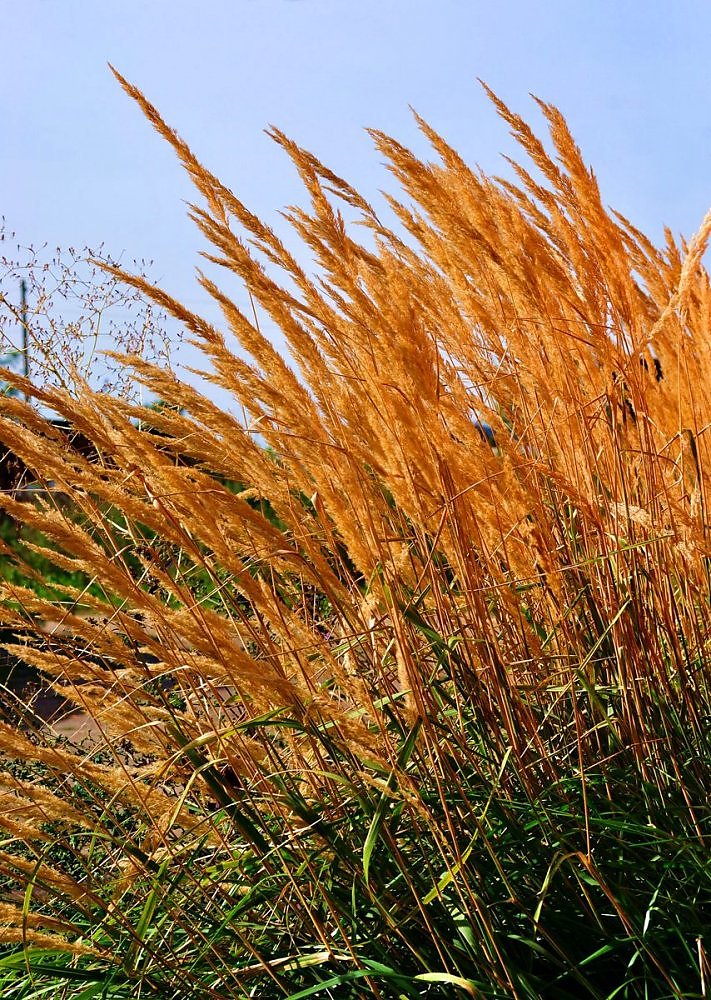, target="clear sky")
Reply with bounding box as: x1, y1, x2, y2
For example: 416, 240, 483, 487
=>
3, 0, 711, 384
